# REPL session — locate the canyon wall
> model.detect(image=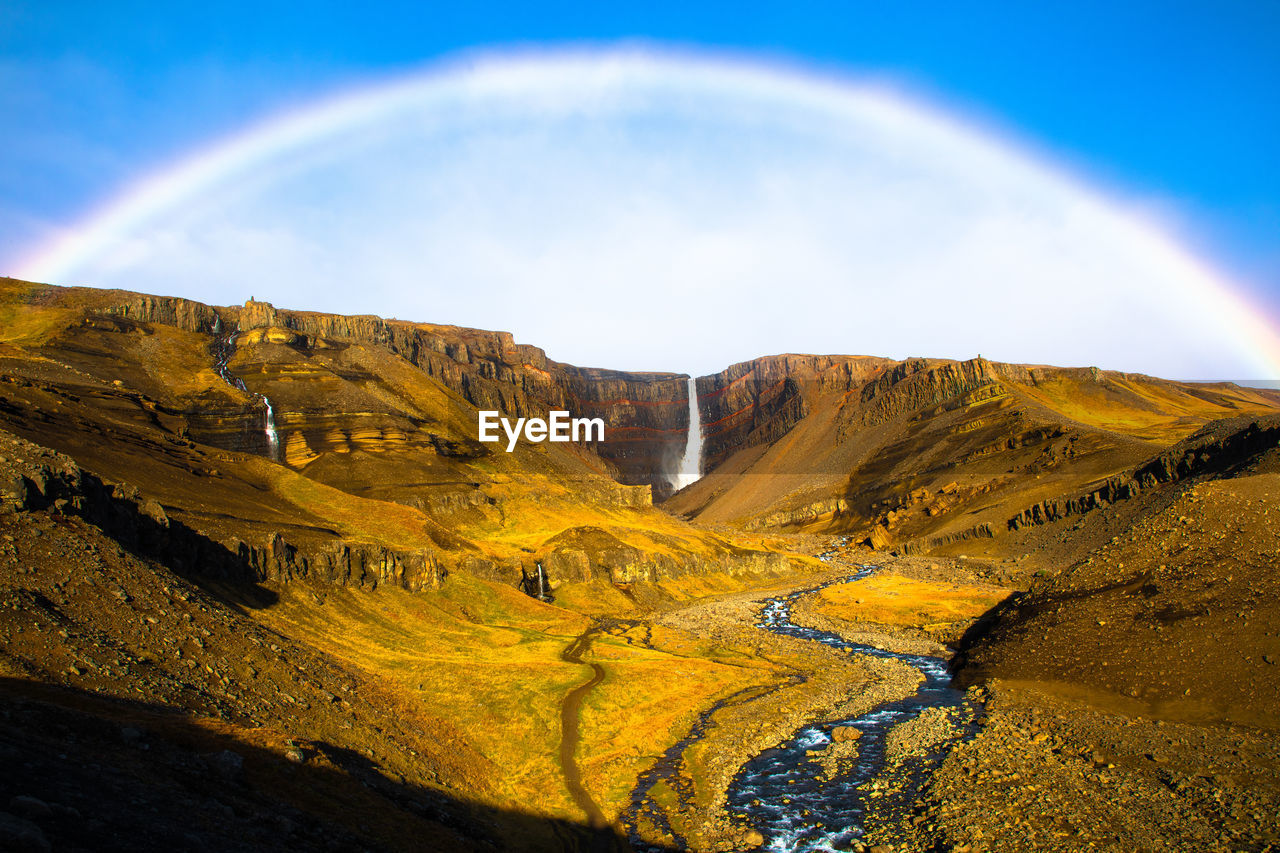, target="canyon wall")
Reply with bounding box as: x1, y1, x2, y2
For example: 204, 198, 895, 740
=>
95, 292, 904, 497
100, 291, 694, 495
75, 292, 912, 499
698, 354, 893, 471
